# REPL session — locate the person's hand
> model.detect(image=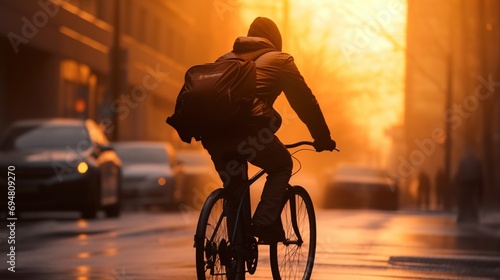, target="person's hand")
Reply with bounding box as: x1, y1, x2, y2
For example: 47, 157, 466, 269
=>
313, 138, 336, 152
